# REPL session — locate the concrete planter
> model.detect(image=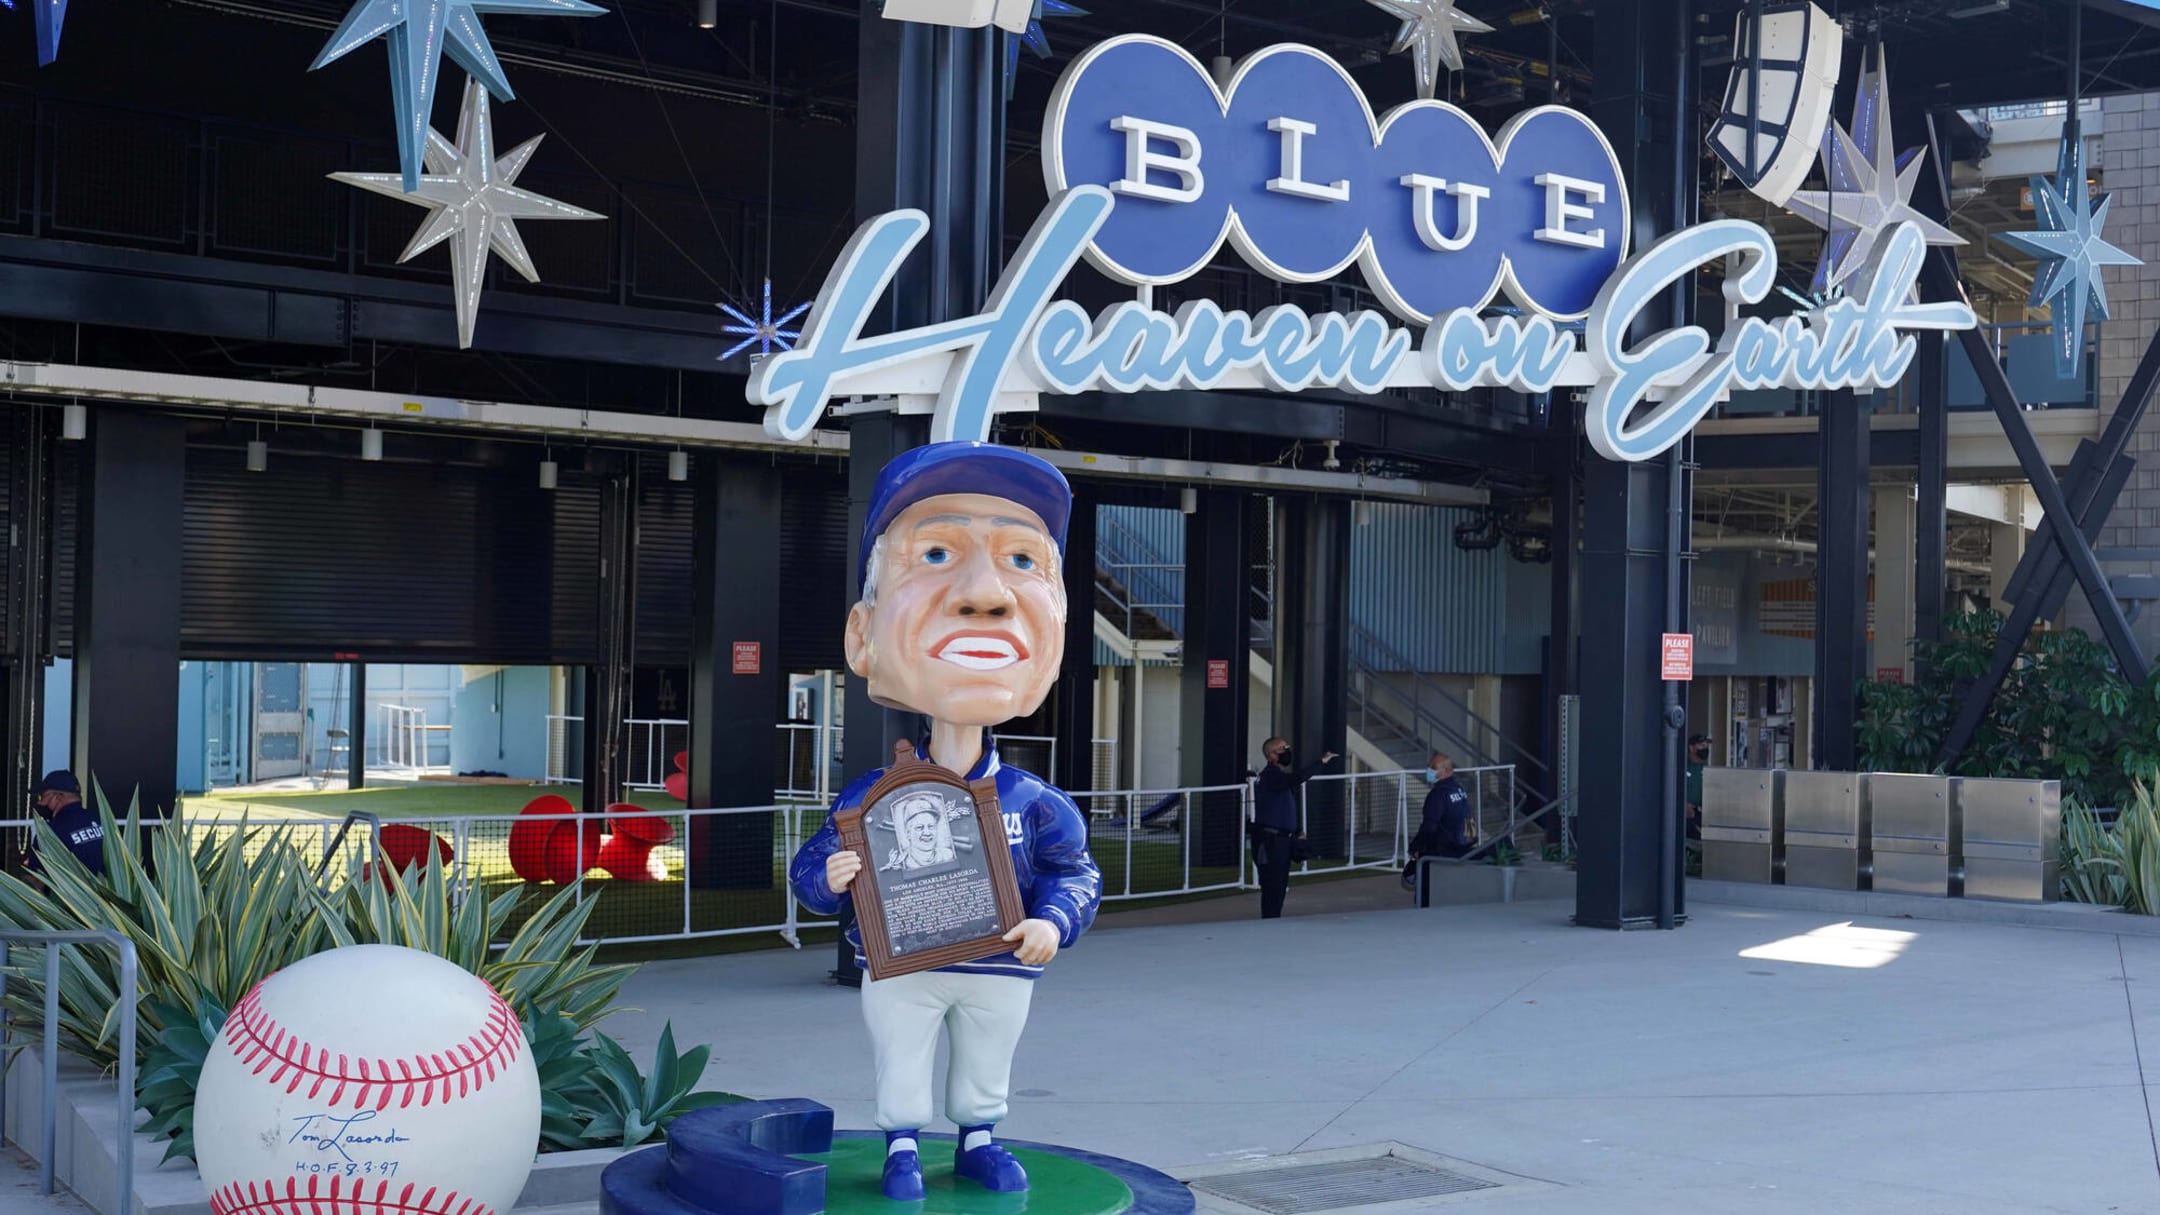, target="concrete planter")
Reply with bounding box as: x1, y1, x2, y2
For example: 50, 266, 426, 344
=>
2, 1046, 621, 1215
